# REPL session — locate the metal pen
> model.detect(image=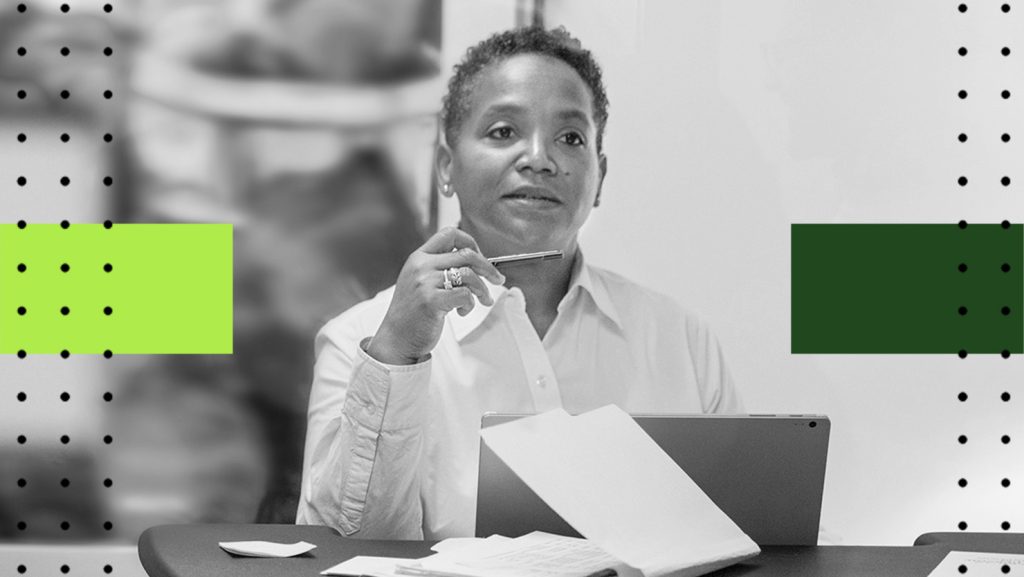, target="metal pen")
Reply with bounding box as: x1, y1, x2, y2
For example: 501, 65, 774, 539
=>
487, 250, 564, 267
